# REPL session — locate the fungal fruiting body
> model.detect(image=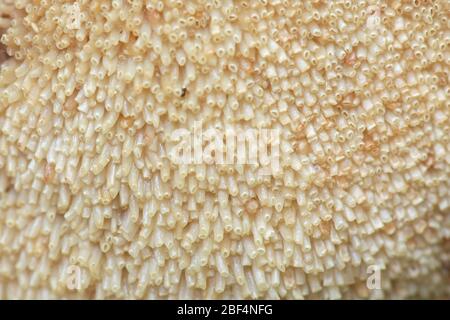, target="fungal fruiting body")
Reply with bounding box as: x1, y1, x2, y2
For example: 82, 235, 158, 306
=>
0, 0, 13, 64
0, 0, 449, 299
